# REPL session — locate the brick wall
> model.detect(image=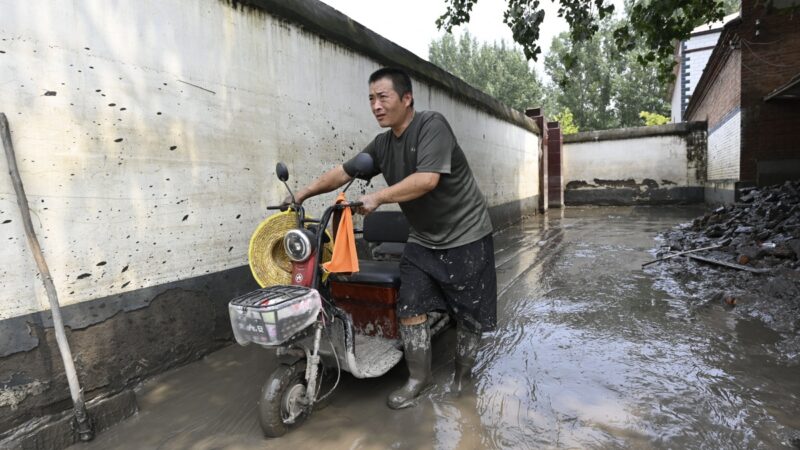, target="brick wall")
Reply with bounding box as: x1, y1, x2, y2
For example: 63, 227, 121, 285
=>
738, 0, 800, 184
686, 43, 741, 129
